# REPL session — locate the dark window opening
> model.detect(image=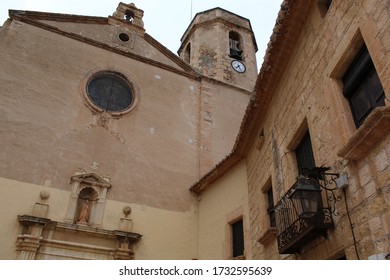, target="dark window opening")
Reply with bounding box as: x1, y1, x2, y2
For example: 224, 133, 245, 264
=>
119, 33, 130, 42
184, 43, 191, 64
124, 10, 135, 23
231, 219, 244, 258
295, 130, 316, 175
229, 31, 243, 60
318, 0, 332, 17
267, 186, 276, 228
342, 44, 386, 128
295, 130, 323, 209
87, 72, 133, 112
